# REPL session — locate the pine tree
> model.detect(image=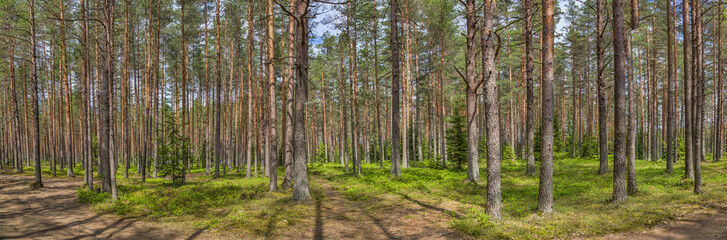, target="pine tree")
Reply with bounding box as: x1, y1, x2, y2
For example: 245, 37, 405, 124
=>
446, 105, 467, 170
